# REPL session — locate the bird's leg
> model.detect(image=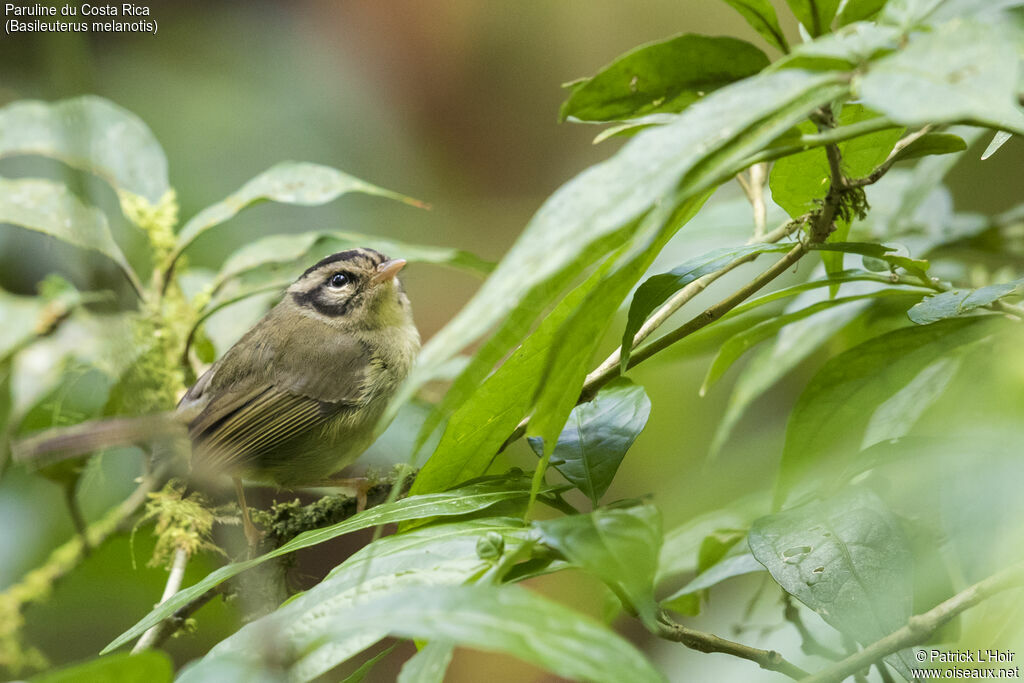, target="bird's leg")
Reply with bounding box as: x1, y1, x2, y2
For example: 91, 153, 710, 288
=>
315, 476, 372, 513
233, 477, 263, 546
